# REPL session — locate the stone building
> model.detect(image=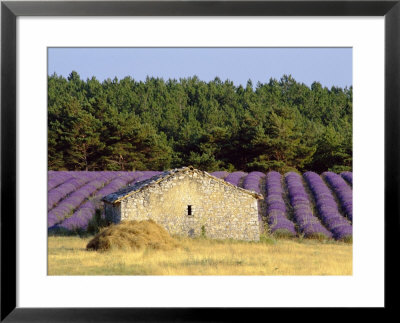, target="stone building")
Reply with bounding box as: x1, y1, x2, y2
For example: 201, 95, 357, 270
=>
102, 166, 263, 241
